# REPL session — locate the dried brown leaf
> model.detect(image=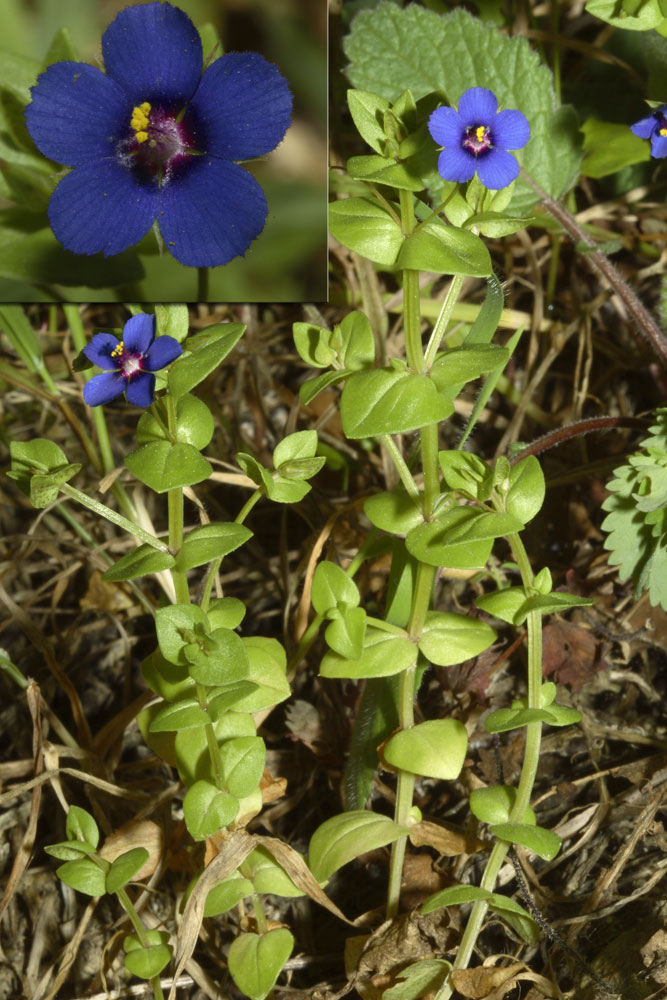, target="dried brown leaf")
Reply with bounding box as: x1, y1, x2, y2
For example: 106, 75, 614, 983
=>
99, 818, 163, 882
409, 819, 487, 857
450, 962, 524, 999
